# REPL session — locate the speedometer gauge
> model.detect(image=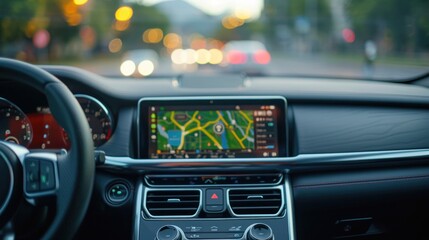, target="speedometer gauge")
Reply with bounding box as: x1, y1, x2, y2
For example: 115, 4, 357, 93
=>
0, 98, 32, 146
75, 95, 113, 147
